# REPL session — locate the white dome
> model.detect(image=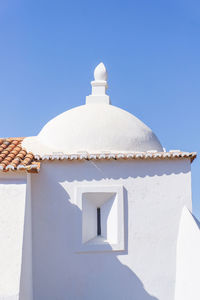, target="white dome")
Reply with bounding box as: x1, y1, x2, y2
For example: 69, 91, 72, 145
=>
22, 63, 163, 155
23, 103, 162, 155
